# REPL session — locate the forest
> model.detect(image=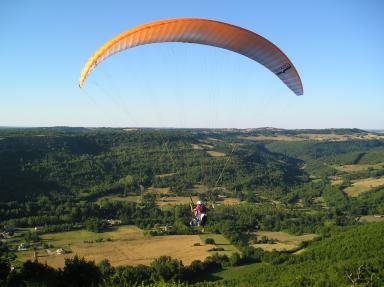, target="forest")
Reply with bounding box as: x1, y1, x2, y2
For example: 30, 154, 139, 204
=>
1, 127, 384, 286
